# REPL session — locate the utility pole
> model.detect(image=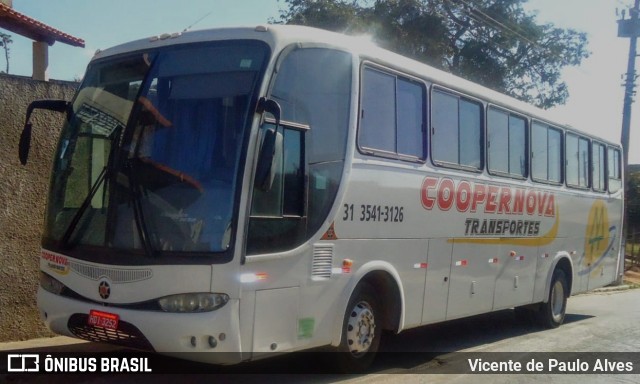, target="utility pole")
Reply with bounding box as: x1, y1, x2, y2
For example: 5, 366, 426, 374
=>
617, 0, 640, 283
